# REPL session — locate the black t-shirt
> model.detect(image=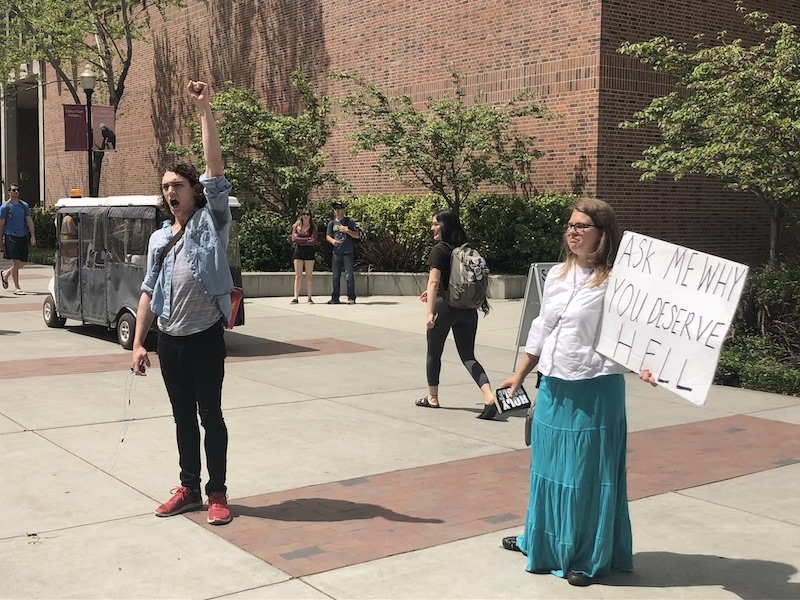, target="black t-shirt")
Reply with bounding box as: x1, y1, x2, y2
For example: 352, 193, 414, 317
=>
428, 242, 452, 293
